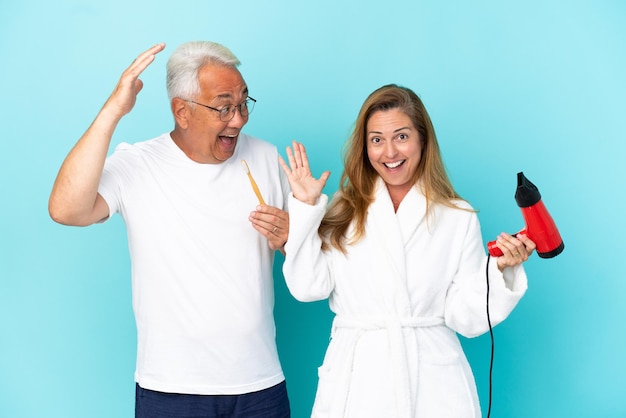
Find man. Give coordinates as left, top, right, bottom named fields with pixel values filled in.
left=49, top=41, right=291, bottom=417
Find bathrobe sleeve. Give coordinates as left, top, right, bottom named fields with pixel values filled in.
left=283, top=193, right=333, bottom=302
left=444, top=208, right=528, bottom=338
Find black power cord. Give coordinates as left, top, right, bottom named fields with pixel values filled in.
left=485, top=254, right=494, bottom=418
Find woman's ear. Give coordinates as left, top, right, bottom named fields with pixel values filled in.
left=171, top=98, right=190, bottom=129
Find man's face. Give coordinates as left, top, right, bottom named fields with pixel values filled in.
left=186, top=64, right=249, bottom=164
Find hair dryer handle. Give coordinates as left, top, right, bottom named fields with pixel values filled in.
left=487, top=240, right=503, bottom=257
left=487, top=227, right=527, bottom=257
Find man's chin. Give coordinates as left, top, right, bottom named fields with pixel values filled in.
left=216, top=146, right=237, bottom=163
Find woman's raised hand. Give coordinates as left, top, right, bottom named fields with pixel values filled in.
left=279, top=140, right=330, bottom=205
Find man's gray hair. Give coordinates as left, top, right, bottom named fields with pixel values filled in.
left=166, top=41, right=241, bottom=101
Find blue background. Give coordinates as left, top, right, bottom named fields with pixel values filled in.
left=1, top=0, right=625, bottom=417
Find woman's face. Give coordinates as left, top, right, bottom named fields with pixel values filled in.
left=366, top=108, right=423, bottom=196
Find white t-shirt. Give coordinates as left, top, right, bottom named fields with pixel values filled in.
left=98, top=132, right=290, bottom=395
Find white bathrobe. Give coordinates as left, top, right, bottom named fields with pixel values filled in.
left=283, top=179, right=528, bottom=418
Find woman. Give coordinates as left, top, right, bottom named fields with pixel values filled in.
left=279, top=84, right=535, bottom=418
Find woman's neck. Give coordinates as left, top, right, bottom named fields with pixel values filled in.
left=386, top=183, right=412, bottom=212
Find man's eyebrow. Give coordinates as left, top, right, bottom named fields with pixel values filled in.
left=214, top=87, right=249, bottom=101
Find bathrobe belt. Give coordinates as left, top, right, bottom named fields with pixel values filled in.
left=330, top=316, right=445, bottom=418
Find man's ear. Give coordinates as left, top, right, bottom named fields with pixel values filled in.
left=171, top=98, right=190, bottom=129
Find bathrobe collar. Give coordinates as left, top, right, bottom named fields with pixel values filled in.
left=366, top=178, right=428, bottom=316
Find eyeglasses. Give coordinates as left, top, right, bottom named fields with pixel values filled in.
left=185, top=97, right=256, bottom=122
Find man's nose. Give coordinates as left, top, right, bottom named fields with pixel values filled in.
left=228, top=106, right=247, bottom=128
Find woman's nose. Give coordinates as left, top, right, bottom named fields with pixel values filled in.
left=384, top=141, right=398, bottom=158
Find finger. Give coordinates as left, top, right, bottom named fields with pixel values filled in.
left=497, top=233, right=519, bottom=256
left=249, top=221, right=271, bottom=241
left=133, top=43, right=166, bottom=69
left=133, top=79, right=144, bottom=95
left=281, top=212, right=289, bottom=235
left=285, top=145, right=297, bottom=171
left=249, top=214, right=271, bottom=232
left=124, top=43, right=166, bottom=79
left=292, top=140, right=304, bottom=167
left=319, top=170, right=331, bottom=185
left=250, top=206, right=285, bottom=229
left=298, top=142, right=311, bottom=169
left=508, top=235, right=530, bottom=259
left=256, top=205, right=287, bottom=219
left=518, top=234, right=537, bottom=254
left=270, top=222, right=288, bottom=240
left=510, top=242, right=528, bottom=261
left=262, top=210, right=288, bottom=234
left=278, top=155, right=291, bottom=176
left=261, top=219, right=279, bottom=236
left=268, top=215, right=288, bottom=240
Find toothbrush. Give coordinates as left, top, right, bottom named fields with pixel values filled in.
left=241, top=160, right=266, bottom=205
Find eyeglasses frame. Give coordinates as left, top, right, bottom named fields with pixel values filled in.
left=184, top=97, right=256, bottom=122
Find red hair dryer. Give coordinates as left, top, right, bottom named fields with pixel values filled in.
left=487, top=172, right=564, bottom=259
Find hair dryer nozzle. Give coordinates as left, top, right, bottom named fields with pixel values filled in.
left=515, top=172, right=541, bottom=207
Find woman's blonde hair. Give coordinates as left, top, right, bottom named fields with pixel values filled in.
left=320, top=84, right=464, bottom=253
